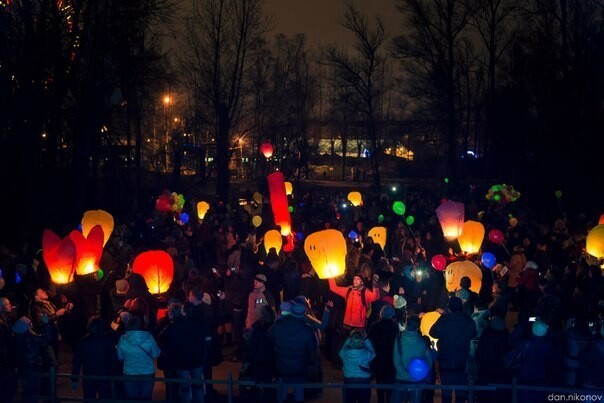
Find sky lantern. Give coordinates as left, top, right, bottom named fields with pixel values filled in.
left=132, top=251, right=174, bottom=294
left=457, top=220, right=485, bottom=254
left=69, top=225, right=104, bottom=276
left=420, top=311, right=441, bottom=343
left=197, top=201, right=210, bottom=220
left=264, top=229, right=283, bottom=254
left=81, top=209, right=114, bottom=246
left=304, top=229, right=347, bottom=279
left=347, top=191, right=363, bottom=207
left=42, top=229, right=76, bottom=285
left=444, top=261, right=482, bottom=293
left=586, top=225, right=604, bottom=259
left=284, top=181, right=293, bottom=196
left=267, top=172, right=292, bottom=236
left=368, top=226, right=387, bottom=251
left=599, top=214, right=604, bottom=225
left=260, top=142, right=274, bottom=159
left=436, top=200, right=465, bottom=240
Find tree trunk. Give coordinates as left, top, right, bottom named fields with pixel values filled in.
left=215, top=103, right=231, bottom=202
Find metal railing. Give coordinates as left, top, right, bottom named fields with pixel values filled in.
left=28, top=368, right=604, bottom=403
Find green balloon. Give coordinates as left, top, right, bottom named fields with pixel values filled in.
left=393, top=201, right=406, bottom=216
left=288, top=206, right=294, bottom=213
left=97, top=269, right=105, bottom=281
left=378, top=214, right=385, bottom=223
left=444, top=177, right=449, bottom=184
left=555, top=190, right=562, bottom=199
left=405, top=215, right=415, bottom=226
left=493, top=194, right=501, bottom=201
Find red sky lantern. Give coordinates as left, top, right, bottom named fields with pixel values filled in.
left=42, top=229, right=76, bottom=284
left=267, top=172, right=292, bottom=235
left=260, top=142, right=274, bottom=159
left=70, top=225, right=104, bottom=276
left=132, top=251, right=174, bottom=294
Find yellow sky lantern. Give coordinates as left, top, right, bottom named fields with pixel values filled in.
left=82, top=210, right=114, bottom=247
left=444, top=261, right=482, bottom=293
left=347, top=191, right=363, bottom=207
left=304, top=229, right=347, bottom=279
left=368, top=226, right=387, bottom=251
left=197, top=201, right=210, bottom=220
left=436, top=200, right=465, bottom=240
left=264, top=229, right=283, bottom=254
left=586, top=225, right=604, bottom=259
left=457, top=220, right=485, bottom=254
left=420, top=311, right=441, bottom=343
left=284, top=181, right=293, bottom=196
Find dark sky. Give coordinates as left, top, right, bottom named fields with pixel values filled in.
left=264, top=0, right=400, bottom=47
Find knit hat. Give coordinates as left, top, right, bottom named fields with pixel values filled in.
left=380, top=305, right=395, bottom=320
left=115, top=279, right=130, bottom=295
left=280, top=301, right=293, bottom=316
left=291, top=303, right=306, bottom=318
left=11, top=316, right=32, bottom=334
left=532, top=319, right=548, bottom=337
left=490, top=316, right=506, bottom=331
left=254, top=274, right=267, bottom=284
left=393, top=294, right=407, bottom=309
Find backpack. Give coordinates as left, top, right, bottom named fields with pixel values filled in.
left=346, top=287, right=371, bottom=317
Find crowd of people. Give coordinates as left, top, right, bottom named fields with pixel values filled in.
left=0, top=185, right=603, bottom=403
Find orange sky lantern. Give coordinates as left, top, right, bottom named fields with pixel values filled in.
left=267, top=172, right=292, bottom=236
left=284, top=181, right=293, bottom=196
left=264, top=229, right=283, bottom=254
left=444, top=261, right=482, bottom=293
left=304, top=229, right=347, bottom=279
left=70, top=225, right=104, bottom=276
left=42, top=229, right=76, bottom=285
left=457, top=220, right=485, bottom=254
left=132, top=251, right=174, bottom=294
left=197, top=201, right=210, bottom=220
left=586, top=224, right=604, bottom=259
left=347, top=191, right=363, bottom=207
left=81, top=209, right=114, bottom=246
left=368, top=226, right=387, bottom=251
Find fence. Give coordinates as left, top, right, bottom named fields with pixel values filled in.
left=29, top=368, right=604, bottom=403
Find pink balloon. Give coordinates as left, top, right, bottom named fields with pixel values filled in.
left=488, top=229, right=504, bottom=245
left=431, top=254, right=447, bottom=271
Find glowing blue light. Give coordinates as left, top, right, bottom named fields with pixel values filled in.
left=180, top=212, right=190, bottom=224
left=348, top=231, right=358, bottom=240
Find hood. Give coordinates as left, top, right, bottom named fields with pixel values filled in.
left=401, top=330, right=426, bottom=346
left=124, top=330, right=151, bottom=345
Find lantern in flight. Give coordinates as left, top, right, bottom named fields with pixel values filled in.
left=197, top=201, right=210, bottom=220
left=42, top=229, right=76, bottom=285
left=70, top=225, right=104, bottom=276
left=368, top=226, right=387, bottom=252
left=586, top=225, right=604, bottom=259
left=260, top=142, right=274, bottom=159
left=457, top=221, right=485, bottom=254
left=304, top=229, right=347, bottom=279
left=436, top=200, right=465, bottom=240
left=132, top=251, right=174, bottom=294
left=264, top=229, right=283, bottom=254
left=284, top=182, right=293, bottom=196
left=267, top=172, right=292, bottom=236
left=82, top=210, right=114, bottom=247
left=347, top=191, right=363, bottom=207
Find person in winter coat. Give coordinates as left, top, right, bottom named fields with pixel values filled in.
left=125, top=273, right=159, bottom=331
left=367, top=305, right=399, bottom=403
left=0, top=297, right=17, bottom=403
left=579, top=322, right=604, bottom=389
left=429, top=296, right=476, bottom=403
left=475, top=316, right=510, bottom=403
left=269, top=303, right=316, bottom=403
left=71, top=317, right=119, bottom=400
left=116, top=316, right=161, bottom=400
left=391, top=315, right=433, bottom=403
left=245, top=274, right=275, bottom=328
left=339, top=329, right=376, bottom=403
left=563, top=318, right=593, bottom=387
left=328, top=272, right=380, bottom=330
left=243, top=305, right=276, bottom=400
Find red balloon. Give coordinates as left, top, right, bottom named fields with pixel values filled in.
left=431, top=254, right=447, bottom=271
left=155, top=195, right=172, bottom=212
left=489, top=229, right=504, bottom=245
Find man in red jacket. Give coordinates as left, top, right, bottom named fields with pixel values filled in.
left=328, top=272, right=380, bottom=330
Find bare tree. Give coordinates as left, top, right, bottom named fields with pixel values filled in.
left=322, top=1, right=389, bottom=191
left=180, top=0, right=270, bottom=201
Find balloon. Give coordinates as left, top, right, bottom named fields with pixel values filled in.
left=288, top=206, right=294, bottom=213
left=405, top=216, right=415, bottom=226
left=304, top=229, right=347, bottom=279
left=252, top=215, right=262, bottom=227
left=444, top=177, right=449, bottom=184
left=431, top=254, right=447, bottom=271
left=393, top=201, right=406, bottom=216
left=488, top=229, right=504, bottom=245
left=481, top=252, right=496, bottom=269
left=96, top=269, right=105, bottom=280
left=378, top=214, right=384, bottom=223
left=253, top=192, right=263, bottom=204
left=180, top=212, right=190, bottom=224
left=156, top=195, right=172, bottom=212
left=348, top=230, right=358, bottom=240
left=555, top=190, right=563, bottom=199
left=296, top=232, right=304, bottom=241
left=408, top=358, right=429, bottom=382
left=509, top=217, right=519, bottom=228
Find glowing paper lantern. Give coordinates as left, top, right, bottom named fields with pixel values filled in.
left=392, top=201, right=406, bottom=216
left=488, top=229, right=504, bottom=245
left=368, top=226, right=387, bottom=251
left=267, top=172, right=292, bottom=236
left=197, top=201, right=210, bottom=220
left=260, top=142, right=274, bottom=159
left=42, top=229, right=76, bottom=285
left=69, top=225, right=104, bottom=276
left=284, top=182, right=293, bottom=196
left=586, top=225, right=604, bottom=259
left=81, top=210, right=114, bottom=246
left=436, top=200, right=465, bottom=240
left=252, top=215, right=262, bottom=227
left=420, top=311, right=441, bottom=343
left=132, top=251, right=174, bottom=294
left=457, top=221, right=485, bottom=254
left=444, top=261, right=482, bottom=293
left=304, top=229, right=347, bottom=279
left=408, top=358, right=429, bottom=381
left=481, top=252, right=496, bottom=269
left=264, top=229, right=283, bottom=254
left=347, top=191, right=363, bottom=207
left=598, top=214, right=604, bottom=225
left=431, top=255, right=447, bottom=271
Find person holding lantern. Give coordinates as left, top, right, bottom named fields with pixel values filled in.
left=328, top=272, right=380, bottom=332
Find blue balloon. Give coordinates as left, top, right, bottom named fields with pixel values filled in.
left=297, top=232, right=304, bottom=241
left=408, top=358, right=429, bottom=381
left=15, top=273, right=22, bottom=284
left=78, top=223, right=83, bottom=232
left=180, top=212, right=190, bottom=224
left=348, top=231, right=358, bottom=240
left=481, top=252, right=496, bottom=269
